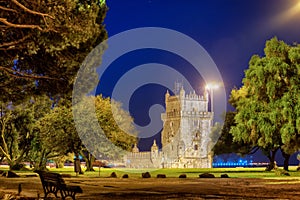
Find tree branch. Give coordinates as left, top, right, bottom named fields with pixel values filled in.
left=0, top=118, right=11, bottom=162
left=0, top=5, right=18, bottom=13
left=15, top=147, right=28, bottom=163
left=0, top=18, right=43, bottom=31
left=0, top=66, right=59, bottom=80
left=47, top=154, right=62, bottom=159
left=0, top=34, right=31, bottom=48
left=0, top=146, right=11, bottom=162
left=11, top=0, right=54, bottom=19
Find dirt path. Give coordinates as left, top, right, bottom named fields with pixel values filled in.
left=1, top=176, right=300, bottom=199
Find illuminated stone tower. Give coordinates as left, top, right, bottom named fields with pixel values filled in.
left=161, top=83, right=213, bottom=168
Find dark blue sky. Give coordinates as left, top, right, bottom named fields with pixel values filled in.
left=97, top=0, right=300, bottom=164
left=104, top=0, right=300, bottom=92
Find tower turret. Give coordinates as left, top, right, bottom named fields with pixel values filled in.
left=151, top=140, right=158, bottom=153
left=179, top=86, right=185, bottom=98
left=151, top=140, right=159, bottom=159
left=132, top=143, right=139, bottom=153
left=165, top=90, right=170, bottom=104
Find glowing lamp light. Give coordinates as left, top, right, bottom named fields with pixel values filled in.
left=205, top=83, right=219, bottom=90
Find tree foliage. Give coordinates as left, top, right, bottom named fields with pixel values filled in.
left=213, top=112, right=256, bottom=156
left=33, top=100, right=81, bottom=169
left=74, top=95, right=138, bottom=161
left=0, top=0, right=107, bottom=102
left=34, top=96, right=138, bottom=170
left=230, top=37, right=300, bottom=170
left=0, top=96, right=52, bottom=169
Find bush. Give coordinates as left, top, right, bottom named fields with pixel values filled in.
left=110, top=172, right=117, bottom=178
left=122, top=174, right=129, bottom=178
left=220, top=174, right=229, bottom=178
left=179, top=174, right=186, bottom=178
left=199, top=173, right=215, bottom=178
left=142, top=172, right=151, bottom=178
left=157, top=174, right=166, bottom=178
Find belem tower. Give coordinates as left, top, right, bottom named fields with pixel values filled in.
left=125, top=84, right=213, bottom=168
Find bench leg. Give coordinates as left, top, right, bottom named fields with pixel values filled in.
left=60, top=190, right=77, bottom=200
left=43, top=185, right=59, bottom=199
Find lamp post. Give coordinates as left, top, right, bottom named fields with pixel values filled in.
left=205, top=83, right=219, bottom=113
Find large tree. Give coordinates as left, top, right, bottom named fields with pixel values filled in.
left=0, top=0, right=107, bottom=102
left=212, top=111, right=257, bottom=156
left=230, top=37, right=300, bottom=170
left=35, top=96, right=138, bottom=171
left=33, top=100, right=82, bottom=170
left=74, top=95, right=138, bottom=171
left=0, top=96, right=52, bottom=169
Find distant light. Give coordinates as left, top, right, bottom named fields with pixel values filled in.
left=205, top=83, right=219, bottom=90
left=273, top=1, right=300, bottom=27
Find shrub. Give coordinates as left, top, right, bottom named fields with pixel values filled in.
left=157, top=174, right=166, bottom=178
left=179, top=174, right=186, bottom=178
left=221, top=174, right=229, bottom=178
left=142, top=172, right=151, bottom=178
left=199, top=173, right=215, bottom=178
left=110, top=172, right=117, bottom=178
left=122, top=174, right=129, bottom=178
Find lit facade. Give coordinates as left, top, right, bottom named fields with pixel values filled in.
left=125, top=84, right=213, bottom=168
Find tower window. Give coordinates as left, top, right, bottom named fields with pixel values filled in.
left=194, top=145, right=198, bottom=150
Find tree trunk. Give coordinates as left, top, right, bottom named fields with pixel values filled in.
left=34, top=150, right=48, bottom=171
left=81, top=151, right=95, bottom=171
left=9, top=148, right=29, bottom=170
left=10, top=163, right=25, bottom=170
left=266, top=149, right=278, bottom=171
left=281, top=151, right=290, bottom=171
left=54, top=156, right=65, bottom=168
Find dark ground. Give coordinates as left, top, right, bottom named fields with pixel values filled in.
left=0, top=176, right=300, bottom=199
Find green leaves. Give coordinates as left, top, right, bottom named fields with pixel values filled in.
left=0, top=96, right=52, bottom=168
left=0, top=0, right=107, bottom=102
left=230, top=37, right=300, bottom=157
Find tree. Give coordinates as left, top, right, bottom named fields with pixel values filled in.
left=0, top=0, right=107, bottom=102
left=74, top=95, right=138, bottom=171
left=95, top=96, right=138, bottom=151
left=35, top=96, right=138, bottom=171
left=0, top=96, right=52, bottom=169
left=230, top=37, right=300, bottom=170
left=213, top=111, right=257, bottom=156
left=34, top=100, right=82, bottom=170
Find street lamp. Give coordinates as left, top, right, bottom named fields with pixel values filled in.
left=205, top=83, right=219, bottom=113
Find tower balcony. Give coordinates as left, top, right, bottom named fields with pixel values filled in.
left=181, top=111, right=213, bottom=118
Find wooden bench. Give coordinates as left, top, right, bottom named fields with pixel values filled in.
left=35, top=170, right=82, bottom=200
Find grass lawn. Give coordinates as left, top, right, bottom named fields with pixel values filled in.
left=1, top=165, right=300, bottom=179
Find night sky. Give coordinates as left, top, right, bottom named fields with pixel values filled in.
left=96, top=0, right=300, bottom=164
